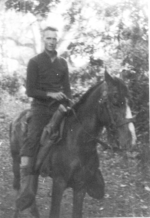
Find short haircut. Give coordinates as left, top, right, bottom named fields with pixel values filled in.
left=43, top=26, right=58, bottom=33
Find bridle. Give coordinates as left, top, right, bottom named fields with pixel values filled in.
left=70, top=107, right=111, bottom=150
left=98, top=95, right=135, bottom=130
left=49, top=94, right=134, bottom=150
left=69, top=92, right=135, bottom=150
left=98, top=92, right=136, bottom=148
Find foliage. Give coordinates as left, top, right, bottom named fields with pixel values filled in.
left=0, top=0, right=149, bottom=156
left=5, top=0, right=60, bottom=17
left=70, top=58, right=104, bottom=99
left=0, top=73, right=21, bottom=95
left=127, top=72, right=149, bottom=135
left=0, top=67, right=28, bottom=102
left=64, top=0, right=148, bottom=70
left=0, top=2, right=149, bottom=215
left=65, top=0, right=149, bottom=149
left=125, top=70, right=149, bottom=165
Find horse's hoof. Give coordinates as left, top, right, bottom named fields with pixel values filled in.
left=16, top=192, right=35, bottom=211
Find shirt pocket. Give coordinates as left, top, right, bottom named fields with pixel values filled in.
left=52, top=67, right=65, bottom=81
left=38, top=66, right=49, bottom=80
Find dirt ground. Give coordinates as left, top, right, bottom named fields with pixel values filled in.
left=0, top=111, right=150, bottom=218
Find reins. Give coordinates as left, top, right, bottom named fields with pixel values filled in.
left=69, top=92, right=134, bottom=151
left=48, top=94, right=133, bottom=151
left=70, top=103, right=111, bottom=150
left=102, top=98, right=135, bottom=129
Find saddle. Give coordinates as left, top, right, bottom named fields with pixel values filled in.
left=21, top=105, right=66, bottom=141
left=20, top=110, right=32, bottom=134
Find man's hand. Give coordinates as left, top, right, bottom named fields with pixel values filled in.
left=47, top=91, right=67, bottom=101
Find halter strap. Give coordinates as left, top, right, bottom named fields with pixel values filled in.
left=70, top=107, right=111, bottom=150
left=98, top=91, right=135, bottom=129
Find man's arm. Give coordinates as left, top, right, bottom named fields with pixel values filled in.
left=26, top=57, right=71, bottom=101
left=26, top=59, right=49, bottom=99
left=26, top=59, right=65, bottom=101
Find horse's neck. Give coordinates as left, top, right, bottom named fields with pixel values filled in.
left=74, top=96, right=100, bottom=134
left=64, top=89, right=104, bottom=153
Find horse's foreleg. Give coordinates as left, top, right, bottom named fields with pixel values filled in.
left=72, top=188, right=86, bottom=218
left=30, top=200, right=40, bottom=218
left=49, top=177, right=66, bottom=218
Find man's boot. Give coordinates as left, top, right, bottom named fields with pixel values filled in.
left=16, top=157, right=35, bottom=211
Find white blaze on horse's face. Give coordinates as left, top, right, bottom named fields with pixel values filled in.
left=125, top=98, right=137, bottom=146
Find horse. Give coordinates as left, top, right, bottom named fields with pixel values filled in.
left=9, top=71, right=136, bottom=218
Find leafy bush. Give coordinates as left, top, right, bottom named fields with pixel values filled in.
left=0, top=73, right=22, bottom=95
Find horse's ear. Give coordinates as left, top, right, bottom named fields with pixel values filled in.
left=104, top=69, right=114, bottom=86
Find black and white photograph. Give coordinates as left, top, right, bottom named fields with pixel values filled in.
left=0, top=0, right=149, bottom=217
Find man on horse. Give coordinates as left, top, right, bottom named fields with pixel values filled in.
left=20, top=26, right=72, bottom=192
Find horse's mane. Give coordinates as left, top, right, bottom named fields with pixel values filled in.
left=70, top=76, right=128, bottom=115
left=72, top=81, right=103, bottom=112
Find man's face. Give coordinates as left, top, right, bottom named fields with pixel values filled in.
left=43, top=30, right=58, bottom=52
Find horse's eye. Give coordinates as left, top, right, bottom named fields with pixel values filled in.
left=112, top=95, right=125, bottom=108
left=112, top=93, right=119, bottom=105
left=113, top=93, right=119, bottom=100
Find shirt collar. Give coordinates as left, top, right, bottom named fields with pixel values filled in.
left=44, top=50, right=57, bottom=59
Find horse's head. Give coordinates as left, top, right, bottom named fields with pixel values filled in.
left=99, top=71, right=137, bottom=150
